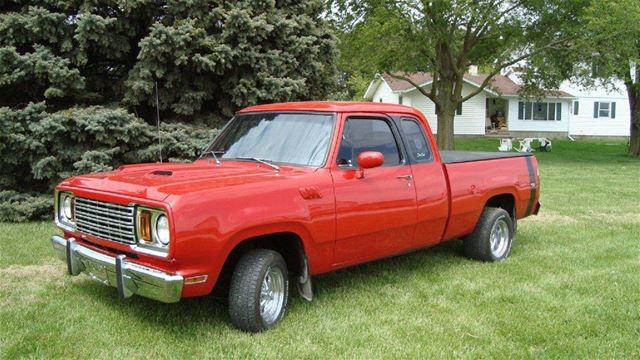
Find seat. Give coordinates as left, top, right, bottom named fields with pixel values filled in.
left=498, top=138, right=513, bottom=152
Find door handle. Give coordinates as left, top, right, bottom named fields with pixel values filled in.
left=397, top=175, right=413, bottom=180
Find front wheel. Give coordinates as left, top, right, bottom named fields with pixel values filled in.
left=228, top=249, right=289, bottom=332
left=464, top=207, right=514, bottom=261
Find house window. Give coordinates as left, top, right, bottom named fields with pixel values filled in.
left=594, top=102, right=616, bottom=118
left=533, top=103, right=548, bottom=120
left=456, top=103, right=462, bottom=115
left=518, top=101, right=562, bottom=121
left=573, top=101, right=579, bottom=115
left=398, top=95, right=403, bottom=105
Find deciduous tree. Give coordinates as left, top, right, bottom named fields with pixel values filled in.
left=524, top=0, right=640, bottom=156
left=330, top=0, right=586, bottom=150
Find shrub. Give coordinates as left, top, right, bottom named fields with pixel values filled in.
left=0, top=104, right=220, bottom=222
left=0, top=191, right=52, bottom=222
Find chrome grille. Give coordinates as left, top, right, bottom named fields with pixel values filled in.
left=75, top=197, right=136, bottom=244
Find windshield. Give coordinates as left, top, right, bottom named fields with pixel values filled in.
left=205, top=112, right=335, bottom=167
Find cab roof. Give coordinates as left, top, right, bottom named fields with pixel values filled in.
left=238, top=101, right=421, bottom=115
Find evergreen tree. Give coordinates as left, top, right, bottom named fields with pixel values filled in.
left=0, top=0, right=337, bottom=119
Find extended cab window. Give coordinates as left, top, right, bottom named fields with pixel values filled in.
left=400, top=118, right=432, bottom=163
left=337, top=118, right=402, bottom=167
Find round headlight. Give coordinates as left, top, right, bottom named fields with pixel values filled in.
left=62, top=195, right=73, bottom=221
left=155, top=215, right=170, bottom=246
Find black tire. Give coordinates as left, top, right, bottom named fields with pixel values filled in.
left=228, top=249, right=289, bottom=332
left=464, top=207, right=514, bottom=261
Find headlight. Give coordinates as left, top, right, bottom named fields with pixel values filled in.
left=62, top=196, right=73, bottom=220
left=135, top=207, right=170, bottom=257
left=155, top=215, right=170, bottom=245
left=57, top=192, right=75, bottom=229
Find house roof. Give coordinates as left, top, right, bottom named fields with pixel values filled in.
left=366, top=72, right=574, bottom=99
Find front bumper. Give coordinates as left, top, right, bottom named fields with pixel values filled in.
left=51, top=235, right=183, bottom=303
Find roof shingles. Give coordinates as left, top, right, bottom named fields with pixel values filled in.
left=380, top=72, right=573, bottom=98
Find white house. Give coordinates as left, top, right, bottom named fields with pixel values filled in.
left=560, top=80, right=630, bottom=137
left=364, top=71, right=630, bottom=138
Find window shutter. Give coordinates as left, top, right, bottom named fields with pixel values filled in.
left=593, top=102, right=599, bottom=118
left=556, top=103, right=561, bottom=120
left=574, top=101, right=579, bottom=115
left=456, top=102, right=462, bottom=115
left=518, top=102, right=524, bottom=120
left=611, top=102, right=616, bottom=118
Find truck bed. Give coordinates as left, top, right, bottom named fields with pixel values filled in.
left=440, top=152, right=538, bottom=241
left=440, top=151, right=532, bottom=164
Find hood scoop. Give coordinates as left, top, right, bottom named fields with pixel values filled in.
left=150, top=170, right=173, bottom=176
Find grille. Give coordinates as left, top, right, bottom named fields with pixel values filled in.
left=75, top=197, right=136, bottom=244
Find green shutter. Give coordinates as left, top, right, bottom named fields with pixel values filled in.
left=556, top=102, right=561, bottom=120
left=611, top=102, right=616, bottom=118
left=456, top=103, right=462, bottom=115
left=518, top=102, right=524, bottom=119
left=593, top=102, right=599, bottom=118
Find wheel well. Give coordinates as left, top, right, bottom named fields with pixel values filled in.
left=213, top=232, right=305, bottom=296
left=485, top=194, right=516, bottom=220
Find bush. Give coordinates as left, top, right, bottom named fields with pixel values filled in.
left=0, top=191, right=52, bottom=222
left=0, top=104, right=220, bottom=222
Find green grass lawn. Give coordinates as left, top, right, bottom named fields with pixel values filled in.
left=1, top=139, right=639, bottom=359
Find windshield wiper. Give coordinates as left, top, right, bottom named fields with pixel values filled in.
left=199, top=150, right=224, bottom=166
left=235, top=157, right=280, bottom=172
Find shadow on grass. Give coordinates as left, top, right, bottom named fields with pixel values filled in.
left=72, top=239, right=470, bottom=334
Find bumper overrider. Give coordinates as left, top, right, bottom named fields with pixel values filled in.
left=51, top=235, right=183, bottom=303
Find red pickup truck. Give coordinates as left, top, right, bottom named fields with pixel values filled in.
left=51, top=102, right=540, bottom=332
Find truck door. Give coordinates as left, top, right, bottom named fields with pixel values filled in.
left=331, top=114, right=418, bottom=266
left=395, top=116, right=449, bottom=247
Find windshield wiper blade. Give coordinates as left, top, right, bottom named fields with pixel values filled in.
left=199, top=150, right=224, bottom=166
left=236, top=157, right=280, bottom=172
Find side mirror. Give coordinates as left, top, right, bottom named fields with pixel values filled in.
left=355, top=151, right=384, bottom=178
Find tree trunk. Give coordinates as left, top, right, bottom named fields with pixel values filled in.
left=626, top=83, right=640, bottom=156
left=434, top=69, right=458, bottom=151
left=436, top=110, right=456, bottom=150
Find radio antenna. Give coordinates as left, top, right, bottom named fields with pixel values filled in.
left=155, top=81, right=162, bottom=163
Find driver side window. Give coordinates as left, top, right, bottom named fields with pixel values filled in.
left=337, top=118, right=402, bottom=167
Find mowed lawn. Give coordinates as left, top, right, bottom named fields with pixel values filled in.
left=1, top=139, right=638, bottom=359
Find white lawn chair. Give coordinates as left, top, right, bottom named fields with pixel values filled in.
left=516, top=138, right=534, bottom=152
left=498, top=138, right=513, bottom=152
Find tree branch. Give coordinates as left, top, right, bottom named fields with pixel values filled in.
left=460, top=38, right=570, bottom=103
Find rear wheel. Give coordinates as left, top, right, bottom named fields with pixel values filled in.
left=228, top=249, right=289, bottom=332
left=464, top=207, right=514, bottom=261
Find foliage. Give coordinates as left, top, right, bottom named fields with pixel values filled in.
left=0, top=191, right=52, bottom=222
left=524, top=0, right=640, bottom=156
left=0, top=1, right=338, bottom=119
left=329, top=0, right=588, bottom=149
left=0, top=104, right=219, bottom=221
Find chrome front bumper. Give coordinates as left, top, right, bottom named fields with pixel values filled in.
left=51, top=235, right=183, bottom=303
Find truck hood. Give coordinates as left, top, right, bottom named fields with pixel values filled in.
left=64, top=160, right=312, bottom=201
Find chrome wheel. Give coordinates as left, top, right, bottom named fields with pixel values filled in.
left=489, top=216, right=510, bottom=258
left=259, top=265, right=285, bottom=324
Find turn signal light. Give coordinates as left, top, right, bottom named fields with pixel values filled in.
left=139, top=210, right=152, bottom=241
left=184, top=275, right=208, bottom=285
